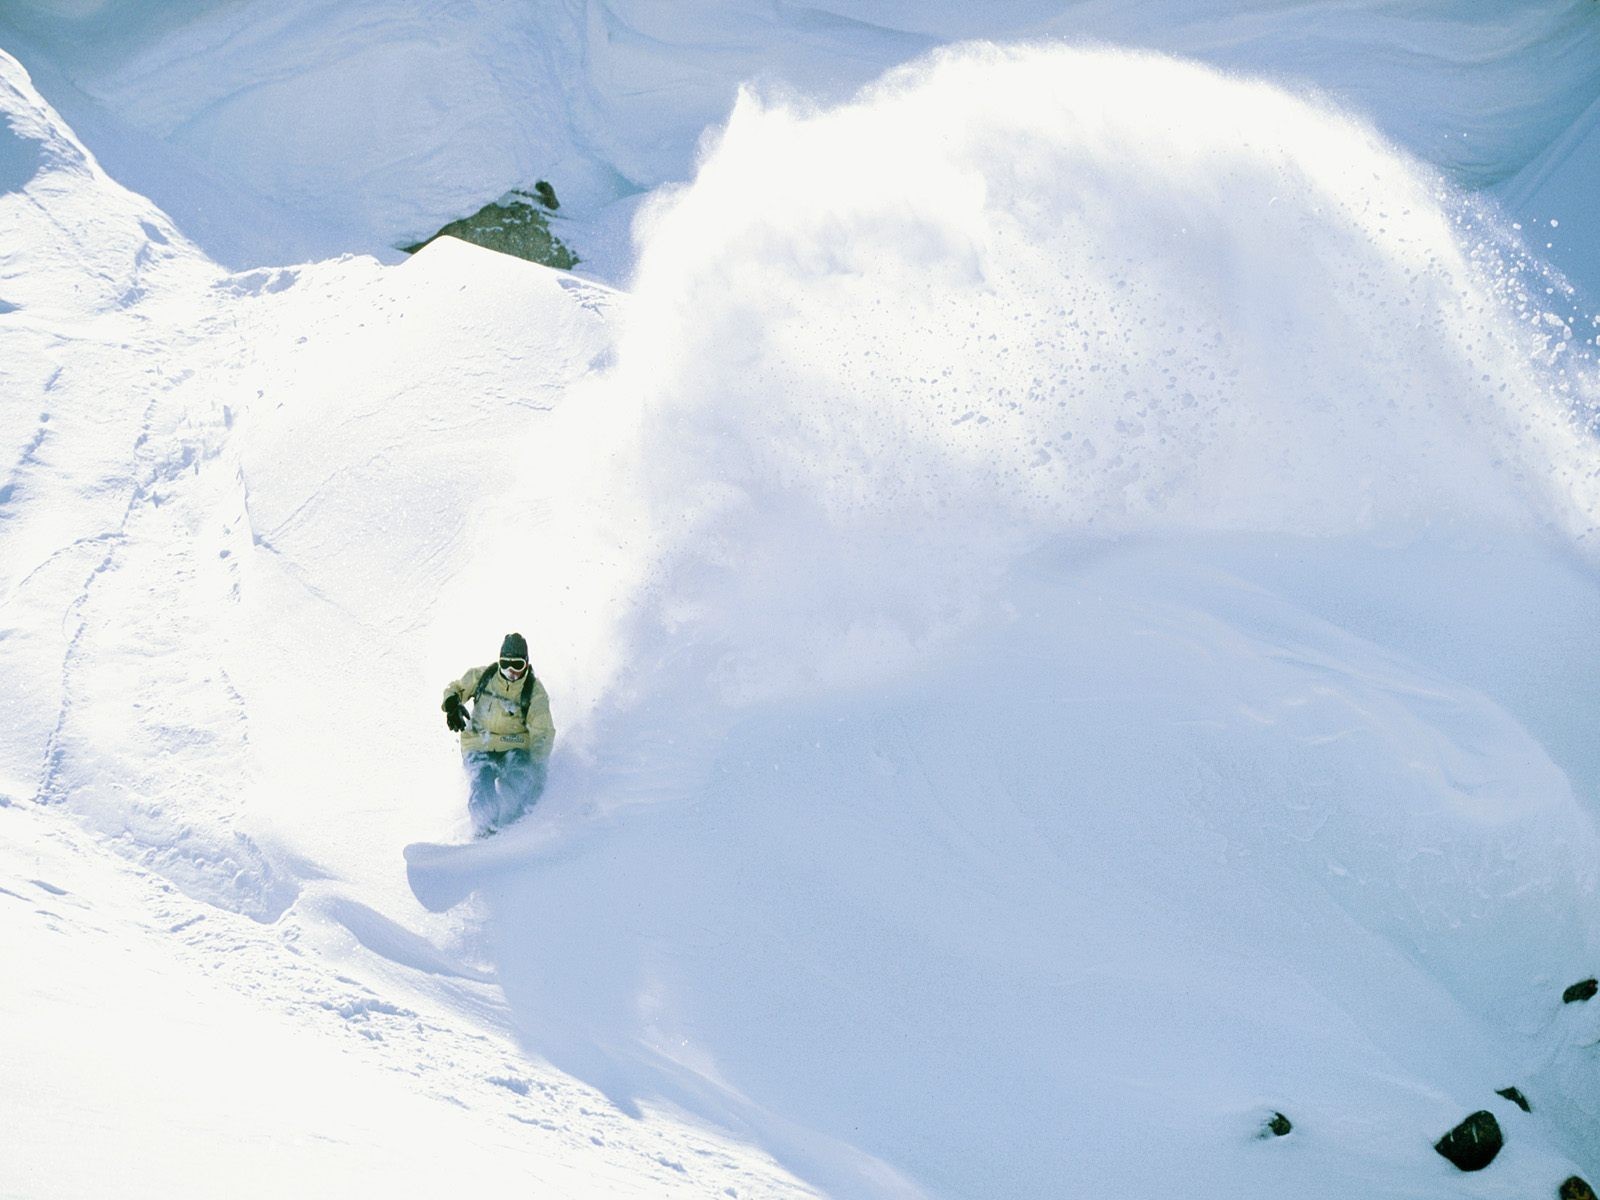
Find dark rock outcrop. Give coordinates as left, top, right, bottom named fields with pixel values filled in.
left=1262, top=1112, right=1292, bottom=1137
left=1563, top=978, right=1598, bottom=1004
left=402, top=189, right=578, bottom=269
left=1433, top=1110, right=1502, bottom=1172
left=1561, top=1177, right=1596, bottom=1200
left=1495, top=1086, right=1531, bottom=1112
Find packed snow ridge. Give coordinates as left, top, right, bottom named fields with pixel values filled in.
left=4, top=4, right=1600, bottom=1199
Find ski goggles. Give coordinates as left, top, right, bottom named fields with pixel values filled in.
left=499, top=657, right=528, bottom=672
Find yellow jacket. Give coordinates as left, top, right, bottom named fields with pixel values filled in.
left=442, top=665, right=555, bottom=758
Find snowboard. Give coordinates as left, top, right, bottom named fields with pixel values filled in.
left=404, top=834, right=528, bottom=911
left=404, top=806, right=586, bottom=911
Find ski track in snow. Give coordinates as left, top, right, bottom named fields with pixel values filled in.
left=27, top=297, right=295, bottom=922
left=0, top=801, right=818, bottom=1198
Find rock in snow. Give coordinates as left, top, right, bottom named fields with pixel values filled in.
left=1496, top=1086, right=1533, bottom=1113
left=1562, top=978, right=1598, bottom=1004
left=1434, top=1111, right=1504, bottom=1172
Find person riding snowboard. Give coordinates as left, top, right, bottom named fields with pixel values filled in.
left=441, top=632, right=554, bottom=835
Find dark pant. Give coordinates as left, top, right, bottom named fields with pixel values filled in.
left=464, top=749, right=546, bottom=834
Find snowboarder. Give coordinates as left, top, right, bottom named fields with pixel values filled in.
left=441, top=632, right=554, bottom=835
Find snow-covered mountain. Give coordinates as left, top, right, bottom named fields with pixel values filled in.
left=3, top=3, right=1600, bottom=1198
left=2, top=0, right=1598, bottom=272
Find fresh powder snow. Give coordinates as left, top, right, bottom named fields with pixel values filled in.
left=2, top=4, right=1599, bottom=1199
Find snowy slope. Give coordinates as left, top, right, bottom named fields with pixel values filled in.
left=450, top=539, right=1600, bottom=1198
left=403, top=46, right=1600, bottom=1196
left=1, top=50, right=816, bottom=1198
left=1, top=0, right=1596, bottom=269
left=5, top=10, right=1600, bottom=1200
left=2, top=800, right=816, bottom=1200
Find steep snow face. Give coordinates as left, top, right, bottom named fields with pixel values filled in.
left=421, top=44, right=1600, bottom=1197
left=1, top=0, right=1595, bottom=268
left=0, top=49, right=201, bottom=311
left=0, top=49, right=222, bottom=836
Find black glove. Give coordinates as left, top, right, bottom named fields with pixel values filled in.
left=443, top=694, right=467, bottom=733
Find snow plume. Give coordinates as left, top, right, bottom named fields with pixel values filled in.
left=455, top=49, right=1600, bottom=1195
left=533, top=43, right=1599, bottom=718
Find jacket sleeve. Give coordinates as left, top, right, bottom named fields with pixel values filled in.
left=526, top=680, right=555, bottom=761
left=442, top=666, right=484, bottom=711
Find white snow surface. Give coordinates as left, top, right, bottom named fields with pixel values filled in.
left=0, top=0, right=1597, bottom=269
left=4, top=9, right=1600, bottom=1200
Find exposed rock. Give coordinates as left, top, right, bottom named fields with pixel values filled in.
left=1433, top=1110, right=1502, bottom=1172
left=1561, top=1177, right=1596, bottom=1200
left=402, top=190, right=577, bottom=268
left=1495, top=1086, right=1531, bottom=1112
left=1263, top=1111, right=1292, bottom=1137
left=1563, top=978, right=1598, bottom=1003
left=531, top=180, right=560, bottom=210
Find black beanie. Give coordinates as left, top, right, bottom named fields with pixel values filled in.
left=500, top=631, right=529, bottom=660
